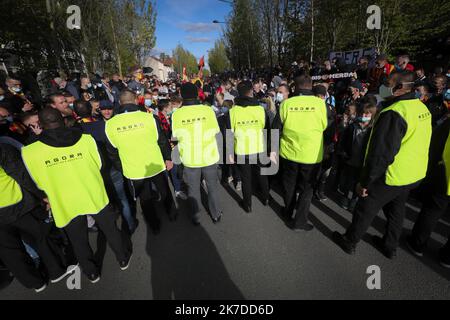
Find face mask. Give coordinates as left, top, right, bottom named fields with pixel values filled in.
left=11, top=87, right=22, bottom=93
left=395, top=64, right=402, bottom=71
left=359, top=116, right=372, bottom=123
left=221, top=107, right=229, bottom=114
left=444, top=89, right=450, bottom=101
left=87, top=83, right=92, bottom=88
left=69, top=103, right=74, bottom=110
left=144, top=99, right=152, bottom=107
left=415, top=91, right=422, bottom=100
left=276, top=93, right=284, bottom=103
left=1, top=116, right=13, bottom=123
left=0, top=95, right=4, bottom=101
left=97, top=83, right=103, bottom=88
left=379, top=85, right=393, bottom=99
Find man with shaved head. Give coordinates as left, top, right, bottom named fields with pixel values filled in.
left=105, top=89, right=174, bottom=235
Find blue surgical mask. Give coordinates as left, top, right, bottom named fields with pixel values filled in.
left=11, top=87, right=22, bottom=93
left=221, top=107, right=229, bottom=114
left=0, top=95, right=4, bottom=101
left=276, top=93, right=284, bottom=103
left=4, top=116, right=13, bottom=123
left=97, top=83, right=103, bottom=88
left=144, top=99, right=152, bottom=107
left=87, top=83, right=92, bottom=88
left=415, top=91, right=422, bottom=100
left=69, top=103, right=74, bottom=110
left=444, top=89, right=450, bottom=101
left=359, top=116, right=372, bottom=123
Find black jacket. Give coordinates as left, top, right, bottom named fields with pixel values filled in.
left=422, top=117, right=450, bottom=194
left=338, top=122, right=371, bottom=168
left=106, top=104, right=171, bottom=173
left=359, top=92, right=419, bottom=188
left=0, top=143, right=46, bottom=225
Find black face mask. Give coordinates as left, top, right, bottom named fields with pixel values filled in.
left=0, top=123, right=9, bottom=135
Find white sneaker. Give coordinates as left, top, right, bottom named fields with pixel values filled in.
left=88, top=274, right=101, bottom=284
left=34, top=284, right=47, bottom=293
left=175, top=191, right=188, bottom=200
left=227, top=176, right=234, bottom=184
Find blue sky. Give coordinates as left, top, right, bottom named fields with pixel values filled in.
left=153, top=0, right=232, bottom=68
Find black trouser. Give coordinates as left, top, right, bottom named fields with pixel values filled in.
left=131, top=172, right=174, bottom=228
left=64, top=204, right=131, bottom=277
left=339, top=163, right=362, bottom=199
left=0, top=209, right=65, bottom=289
left=411, top=191, right=450, bottom=252
left=345, top=179, right=415, bottom=251
left=282, top=158, right=320, bottom=227
left=236, top=163, right=269, bottom=208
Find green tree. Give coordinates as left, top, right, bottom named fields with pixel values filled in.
left=172, top=44, right=198, bottom=75
left=224, top=0, right=264, bottom=70
left=208, top=40, right=230, bottom=74
left=0, top=0, right=157, bottom=76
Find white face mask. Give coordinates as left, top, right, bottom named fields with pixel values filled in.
left=276, top=93, right=284, bottom=103
left=0, top=95, right=4, bottom=101
left=379, top=85, right=393, bottom=99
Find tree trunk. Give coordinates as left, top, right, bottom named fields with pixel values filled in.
left=109, top=3, right=123, bottom=77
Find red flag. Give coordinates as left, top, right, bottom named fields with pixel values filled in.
left=198, top=56, right=205, bottom=69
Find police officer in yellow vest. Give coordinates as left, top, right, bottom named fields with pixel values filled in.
left=333, top=72, right=432, bottom=259
left=172, top=83, right=222, bottom=225
left=272, top=74, right=329, bottom=232
left=0, top=143, right=68, bottom=292
left=406, top=116, right=450, bottom=268
left=22, top=108, right=132, bottom=283
left=106, top=90, right=174, bottom=235
left=225, top=80, right=270, bottom=213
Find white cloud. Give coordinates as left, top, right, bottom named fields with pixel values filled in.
left=186, top=36, right=211, bottom=43
left=179, top=22, right=220, bottom=33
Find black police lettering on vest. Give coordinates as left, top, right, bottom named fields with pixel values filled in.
left=181, top=117, right=207, bottom=125
left=44, top=153, right=83, bottom=167
left=418, top=111, right=431, bottom=121
left=289, top=106, right=317, bottom=112
left=116, top=123, right=145, bottom=132
left=236, top=120, right=261, bottom=126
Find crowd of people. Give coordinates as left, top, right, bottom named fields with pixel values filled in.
left=1, top=54, right=450, bottom=293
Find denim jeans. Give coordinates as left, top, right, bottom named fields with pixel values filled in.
left=170, top=164, right=182, bottom=192
left=110, top=168, right=135, bottom=231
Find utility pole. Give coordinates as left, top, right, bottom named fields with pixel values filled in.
left=310, top=0, right=314, bottom=63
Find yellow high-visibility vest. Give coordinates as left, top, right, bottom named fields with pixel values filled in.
left=22, top=134, right=109, bottom=228
left=172, top=105, right=220, bottom=168
left=105, top=111, right=166, bottom=180
left=229, top=105, right=266, bottom=156
left=279, top=95, right=328, bottom=164
left=0, top=165, right=23, bottom=209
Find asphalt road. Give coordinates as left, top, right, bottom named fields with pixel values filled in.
left=1, top=179, right=449, bottom=300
